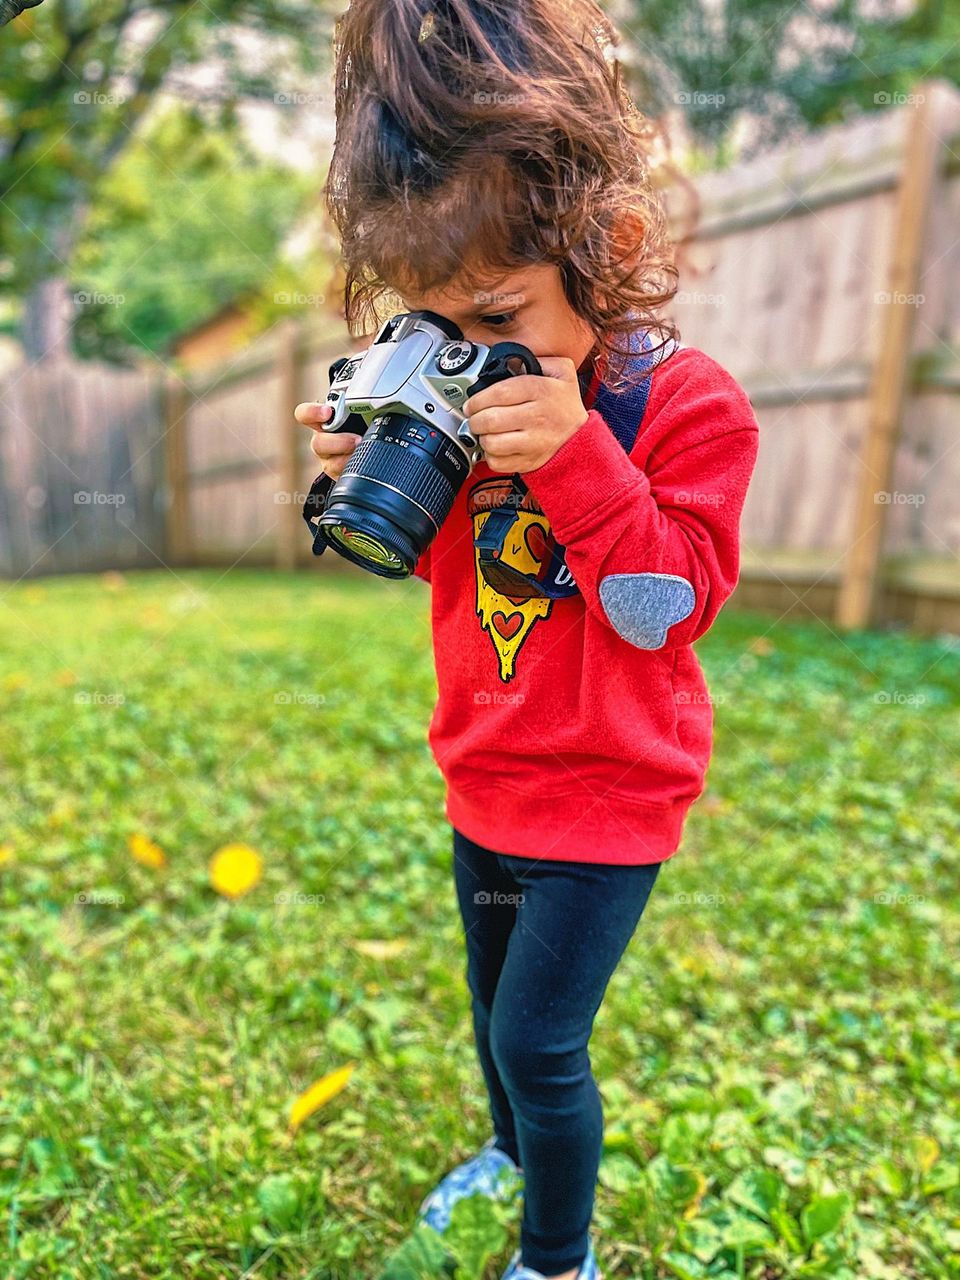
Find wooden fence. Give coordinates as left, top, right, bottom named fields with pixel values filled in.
left=1, top=80, right=958, bottom=634
left=161, top=317, right=349, bottom=573
left=0, top=355, right=165, bottom=576
left=669, top=79, right=960, bottom=632
left=0, top=318, right=344, bottom=579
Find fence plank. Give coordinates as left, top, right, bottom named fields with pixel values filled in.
left=275, top=319, right=304, bottom=571
left=163, top=374, right=192, bottom=566
left=836, top=83, right=947, bottom=629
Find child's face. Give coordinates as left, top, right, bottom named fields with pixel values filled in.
left=392, top=262, right=598, bottom=370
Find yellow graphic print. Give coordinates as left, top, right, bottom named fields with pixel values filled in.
left=468, top=477, right=556, bottom=683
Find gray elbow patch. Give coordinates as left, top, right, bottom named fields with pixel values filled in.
left=599, top=573, right=696, bottom=649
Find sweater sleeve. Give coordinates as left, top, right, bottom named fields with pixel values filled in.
left=520, top=355, right=759, bottom=651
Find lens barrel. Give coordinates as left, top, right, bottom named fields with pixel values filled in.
left=316, top=412, right=471, bottom=577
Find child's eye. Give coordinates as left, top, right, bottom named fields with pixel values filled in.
left=481, top=313, right=517, bottom=329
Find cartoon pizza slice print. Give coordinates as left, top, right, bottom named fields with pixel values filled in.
left=467, top=477, right=556, bottom=683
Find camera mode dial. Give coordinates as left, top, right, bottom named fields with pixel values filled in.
left=436, top=340, right=476, bottom=375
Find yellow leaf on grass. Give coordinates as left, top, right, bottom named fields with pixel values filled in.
left=352, top=938, right=409, bottom=960
left=48, top=800, right=77, bottom=829
left=913, top=1135, right=940, bottom=1174
left=0, top=845, right=14, bottom=866
left=209, top=843, right=263, bottom=899
left=290, top=1063, right=356, bottom=1131
left=683, top=1168, right=709, bottom=1219
left=129, top=833, right=166, bottom=869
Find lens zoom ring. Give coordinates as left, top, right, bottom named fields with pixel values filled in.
left=343, top=438, right=458, bottom=525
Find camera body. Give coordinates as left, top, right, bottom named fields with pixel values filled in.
left=302, top=310, right=541, bottom=578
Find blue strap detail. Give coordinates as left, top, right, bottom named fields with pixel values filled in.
left=592, top=327, right=658, bottom=453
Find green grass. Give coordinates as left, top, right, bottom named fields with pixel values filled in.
left=0, top=569, right=957, bottom=1280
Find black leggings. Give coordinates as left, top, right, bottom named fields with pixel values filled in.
left=452, top=828, right=661, bottom=1275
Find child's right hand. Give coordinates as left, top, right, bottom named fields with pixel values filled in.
left=294, top=401, right=362, bottom=482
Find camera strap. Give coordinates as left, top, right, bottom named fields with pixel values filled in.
left=474, top=327, right=671, bottom=601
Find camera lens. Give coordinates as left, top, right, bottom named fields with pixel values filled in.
left=316, top=412, right=471, bottom=577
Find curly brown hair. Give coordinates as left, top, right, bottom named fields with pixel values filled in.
left=324, top=0, right=681, bottom=390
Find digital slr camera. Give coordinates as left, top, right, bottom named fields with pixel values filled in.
left=302, top=310, right=541, bottom=578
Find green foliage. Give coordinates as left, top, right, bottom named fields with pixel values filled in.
left=380, top=1185, right=518, bottom=1280
left=616, top=0, right=960, bottom=158
left=0, top=0, right=336, bottom=356
left=71, top=105, right=313, bottom=360
left=381, top=1225, right=454, bottom=1280
left=0, top=570, right=957, bottom=1278
left=257, top=1173, right=304, bottom=1232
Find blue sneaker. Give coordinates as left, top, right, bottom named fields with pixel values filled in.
left=416, top=1136, right=523, bottom=1233
left=500, top=1234, right=601, bottom=1279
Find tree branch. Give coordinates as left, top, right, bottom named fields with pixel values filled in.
left=0, top=0, right=44, bottom=28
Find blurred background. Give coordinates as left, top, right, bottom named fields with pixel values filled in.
left=2, top=0, right=960, bottom=629
left=0, top=4, right=958, bottom=1279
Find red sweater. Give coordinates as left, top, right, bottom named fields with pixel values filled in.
left=413, top=344, right=759, bottom=865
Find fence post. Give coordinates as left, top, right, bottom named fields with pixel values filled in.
left=0, top=369, right=32, bottom=578
left=835, top=83, right=945, bottom=630
left=276, top=318, right=304, bottom=571
left=163, top=373, right=192, bottom=566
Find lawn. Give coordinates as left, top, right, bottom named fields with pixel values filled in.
left=0, top=569, right=957, bottom=1280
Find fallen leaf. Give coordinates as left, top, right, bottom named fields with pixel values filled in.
left=129, top=833, right=166, bottom=869
left=913, top=1135, right=940, bottom=1175
left=48, top=800, right=76, bottom=828
left=351, top=938, right=409, bottom=960
left=683, top=1168, right=710, bottom=1219
left=289, top=1063, right=356, bottom=1131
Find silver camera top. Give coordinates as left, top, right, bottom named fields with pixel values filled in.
left=320, top=312, right=496, bottom=455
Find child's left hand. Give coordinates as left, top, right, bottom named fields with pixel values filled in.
left=462, top=356, right=590, bottom=474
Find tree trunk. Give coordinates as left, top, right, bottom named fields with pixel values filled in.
left=21, top=275, right=75, bottom=362
left=19, top=215, right=81, bottom=362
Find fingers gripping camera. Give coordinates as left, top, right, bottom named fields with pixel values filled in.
left=301, top=310, right=542, bottom=578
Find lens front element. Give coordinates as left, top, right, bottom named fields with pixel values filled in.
left=326, top=524, right=407, bottom=574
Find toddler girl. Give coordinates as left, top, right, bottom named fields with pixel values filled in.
left=296, top=3, right=760, bottom=1276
